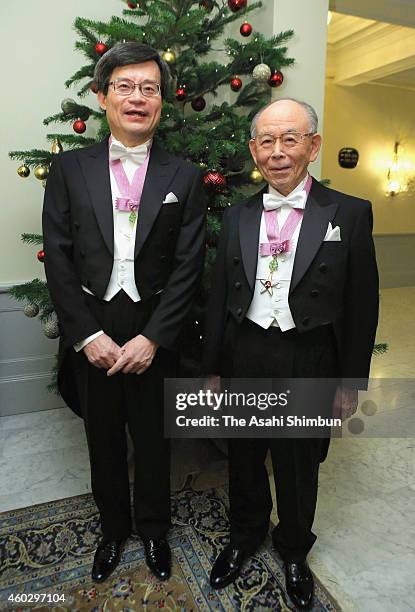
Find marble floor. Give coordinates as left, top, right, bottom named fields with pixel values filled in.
left=1, top=287, right=414, bottom=611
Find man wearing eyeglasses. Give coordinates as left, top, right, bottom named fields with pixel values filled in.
left=204, top=98, right=378, bottom=609
left=42, top=42, right=206, bottom=583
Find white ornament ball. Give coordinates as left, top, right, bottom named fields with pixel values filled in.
left=23, top=303, right=39, bottom=318
left=252, top=63, right=272, bottom=82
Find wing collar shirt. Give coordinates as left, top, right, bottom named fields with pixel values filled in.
left=74, top=136, right=151, bottom=351
left=246, top=173, right=310, bottom=332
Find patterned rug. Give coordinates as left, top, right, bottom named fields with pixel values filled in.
left=0, top=486, right=340, bottom=611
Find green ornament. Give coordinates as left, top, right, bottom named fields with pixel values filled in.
left=269, top=257, right=278, bottom=273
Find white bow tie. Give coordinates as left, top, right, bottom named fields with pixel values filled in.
left=109, top=141, right=148, bottom=164
left=263, top=192, right=306, bottom=211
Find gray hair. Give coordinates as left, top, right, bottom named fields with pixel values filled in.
left=93, top=41, right=171, bottom=98
left=250, top=98, right=319, bottom=138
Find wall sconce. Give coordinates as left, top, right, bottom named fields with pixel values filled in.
left=338, top=147, right=359, bottom=169
left=386, top=141, right=413, bottom=197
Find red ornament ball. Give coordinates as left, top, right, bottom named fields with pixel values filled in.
left=230, top=77, right=242, bottom=92
left=73, top=119, right=86, bottom=134
left=90, top=82, right=98, bottom=94
left=37, top=250, right=45, bottom=263
left=95, top=41, right=108, bottom=56
left=203, top=170, right=227, bottom=193
left=240, top=22, right=252, bottom=37
left=199, top=0, right=213, bottom=9
left=191, top=97, right=206, bottom=111
left=228, top=0, right=247, bottom=12
left=127, top=1, right=137, bottom=7
left=176, top=87, right=187, bottom=101
left=268, top=70, right=284, bottom=87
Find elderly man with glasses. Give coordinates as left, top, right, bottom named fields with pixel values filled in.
left=43, top=42, right=206, bottom=583
left=204, top=98, right=378, bottom=609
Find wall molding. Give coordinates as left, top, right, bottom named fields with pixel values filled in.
left=0, top=371, right=54, bottom=384
left=0, top=290, right=62, bottom=417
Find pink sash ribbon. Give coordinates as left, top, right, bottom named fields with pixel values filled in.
left=260, top=209, right=303, bottom=256
left=260, top=176, right=312, bottom=256
left=110, top=143, right=150, bottom=215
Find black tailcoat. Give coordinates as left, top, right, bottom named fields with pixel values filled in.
left=43, top=138, right=206, bottom=416
left=204, top=178, right=379, bottom=386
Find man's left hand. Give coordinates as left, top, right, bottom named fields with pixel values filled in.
left=107, top=335, right=158, bottom=376
left=332, top=385, right=359, bottom=420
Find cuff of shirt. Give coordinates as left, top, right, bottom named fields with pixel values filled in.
left=74, top=330, right=104, bottom=352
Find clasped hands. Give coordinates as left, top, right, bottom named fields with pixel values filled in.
left=83, top=333, right=158, bottom=376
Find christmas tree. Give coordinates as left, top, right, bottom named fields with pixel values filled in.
left=9, top=0, right=298, bottom=376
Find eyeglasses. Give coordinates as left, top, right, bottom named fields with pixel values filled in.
left=254, top=132, right=315, bottom=150
left=108, top=78, right=161, bottom=97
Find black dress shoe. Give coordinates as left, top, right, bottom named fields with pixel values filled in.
left=285, top=560, right=314, bottom=610
left=92, top=538, right=125, bottom=582
left=210, top=545, right=247, bottom=589
left=142, top=537, right=171, bottom=581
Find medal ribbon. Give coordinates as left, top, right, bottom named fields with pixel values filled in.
left=110, top=147, right=150, bottom=224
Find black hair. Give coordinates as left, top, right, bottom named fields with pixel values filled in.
left=93, top=41, right=171, bottom=98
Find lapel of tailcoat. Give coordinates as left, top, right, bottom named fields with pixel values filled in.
left=134, top=141, right=179, bottom=258
left=239, top=187, right=267, bottom=290
left=79, top=138, right=114, bottom=254
left=290, top=178, right=338, bottom=293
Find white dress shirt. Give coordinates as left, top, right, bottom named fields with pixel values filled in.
left=74, top=137, right=151, bottom=352
left=246, top=174, right=309, bottom=332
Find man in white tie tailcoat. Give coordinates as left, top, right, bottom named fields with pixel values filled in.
left=203, top=99, right=378, bottom=609
left=43, top=42, right=206, bottom=583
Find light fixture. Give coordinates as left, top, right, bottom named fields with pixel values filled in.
left=386, top=142, right=413, bottom=197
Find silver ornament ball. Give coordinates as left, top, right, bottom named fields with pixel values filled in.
left=61, top=98, right=77, bottom=114
left=23, top=303, right=39, bottom=318
left=43, top=317, right=60, bottom=339
left=252, top=63, right=272, bottom=82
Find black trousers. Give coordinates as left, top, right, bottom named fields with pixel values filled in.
left=227, top=318, right=339, bottom=562
left=71, top=291, right=175, bottom=540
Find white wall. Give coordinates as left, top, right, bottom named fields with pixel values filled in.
left=0, top=0, right=121, bottom=285
left=272, top=0, right=330, bottom=179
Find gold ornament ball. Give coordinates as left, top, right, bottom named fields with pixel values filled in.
left=17, top=164, right=30, bottom=178
left=51, top=139, right=63, bottom=154
left=34, top=165, right=49, bottom=181
left=162, top=48, right=176, bottom=63
left=250, top=167, right=263, bottom=184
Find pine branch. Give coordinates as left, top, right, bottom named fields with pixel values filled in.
left=73, top=18, right=98, bottom=45
left=9, top=149, right=52, bottom=166
left=9, top=279, right=51, bottom=309
left=75, top=16, right=145, bottom=43
left=236, top=81, right=269, bottom=109
left=96, top=117, right=110, bottom=141
left=206, top=213, right=222, bottom=238
left=226, top=30, right=295, bottom=75
left=45, top=134, right=97, bottom=148
left=21, top=233, right=43, bottom=245
left=64, top=64, right=96, bottom=88
left=44, top=104, right=92, bottom=125
left=47, top=374, right=59, bottom=395
left=373, top=343, right=388, bottom=355
left=77, top=81, right=96, bottom=97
